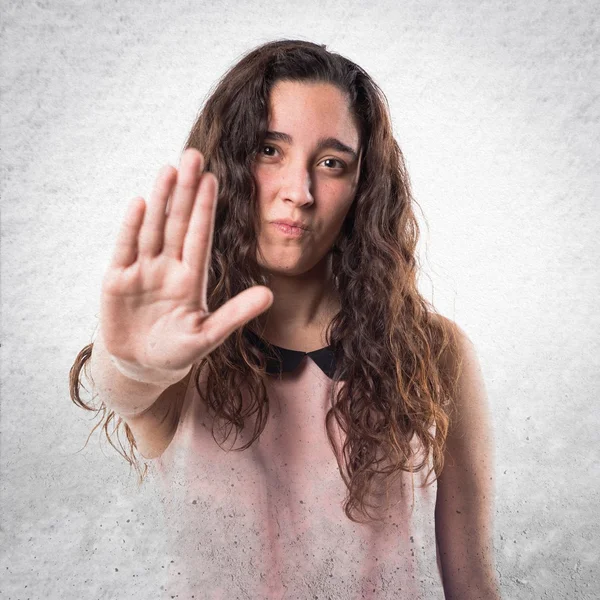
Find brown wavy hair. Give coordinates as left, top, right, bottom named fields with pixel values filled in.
left=70, top=39, right=463, bottom=524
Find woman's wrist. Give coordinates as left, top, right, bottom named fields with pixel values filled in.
left=108, top=353, right=189, bottom=388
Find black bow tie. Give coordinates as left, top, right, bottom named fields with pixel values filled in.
left=243, top=328, right=337, bottom=380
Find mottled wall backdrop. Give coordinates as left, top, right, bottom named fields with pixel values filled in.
left=1, top=0, right=598, bottom=598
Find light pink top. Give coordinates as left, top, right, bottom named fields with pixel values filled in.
left=148, top=353, right=445, bottom=599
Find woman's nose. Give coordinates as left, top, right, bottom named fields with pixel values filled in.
left=279, top=164, right=314, bottom=206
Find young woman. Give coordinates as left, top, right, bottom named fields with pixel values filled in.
left=70, top=39, right=501, bottom=599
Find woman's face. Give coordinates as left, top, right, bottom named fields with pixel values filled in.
left=252, top=80, right=361, bottom=276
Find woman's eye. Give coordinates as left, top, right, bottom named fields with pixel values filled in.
left=260, top=145, right=277, bottom=157
left=321, top=158, right=345, bottom=170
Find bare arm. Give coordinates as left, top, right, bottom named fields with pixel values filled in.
left=435, top=322, right=502, bottom=600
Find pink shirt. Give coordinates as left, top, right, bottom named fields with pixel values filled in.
left=148, top=332, right=445, bottom=599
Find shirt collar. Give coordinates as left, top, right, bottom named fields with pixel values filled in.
left=243, top=328, right=337, bottom=380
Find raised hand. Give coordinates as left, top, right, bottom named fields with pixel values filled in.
left=99, top=148, right=273, bottom=386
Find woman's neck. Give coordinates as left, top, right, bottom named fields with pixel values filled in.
left=253, top=263, right=340, bottom=352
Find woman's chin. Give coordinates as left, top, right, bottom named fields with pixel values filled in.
left=260, top=264, right=306, bottom=277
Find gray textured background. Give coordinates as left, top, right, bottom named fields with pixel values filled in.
left=1, top=0, right=598, bottom=598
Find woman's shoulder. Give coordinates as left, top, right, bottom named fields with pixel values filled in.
left=426, top=312, right=474, bottom=375
left=427, top=311, right=465, bottom=342
left=428, top=311, right=460, bottom=335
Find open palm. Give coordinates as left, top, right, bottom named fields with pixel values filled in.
left=99, top=148, right=273, bottom=384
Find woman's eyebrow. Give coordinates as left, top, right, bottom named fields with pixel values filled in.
left=264, top=130, right=358, bottom=161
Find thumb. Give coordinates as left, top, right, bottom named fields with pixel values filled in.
left=195, top=286, right=274, bottom=355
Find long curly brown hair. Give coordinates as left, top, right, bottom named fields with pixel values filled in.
left=70, top=39, right=462, bottom=524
